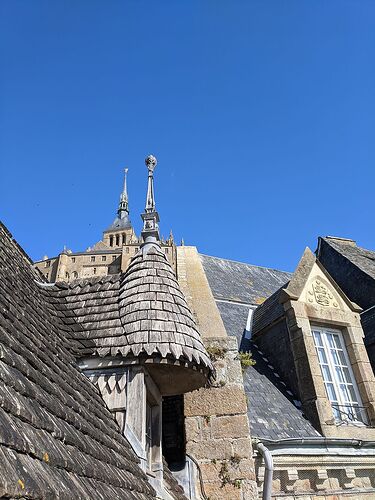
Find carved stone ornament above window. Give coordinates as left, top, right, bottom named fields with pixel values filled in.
left=307, top=279, right=339, bottom=308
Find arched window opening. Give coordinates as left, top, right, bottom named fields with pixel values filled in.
left=116, top=234, right=120, bottom=246
left=109, top=236, right=113, bottom=247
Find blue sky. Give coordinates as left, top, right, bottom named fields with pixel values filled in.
left=1, top=1, right=374, bottom=272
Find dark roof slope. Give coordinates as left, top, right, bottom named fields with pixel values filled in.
left=323, top=238, right=375, bottom=280
left=0, top=223, right=155, bottom=499
left=317, top=237, right=375, bottom=310
left=362, top=306, right=375, bottom=347
left=252, top=285, right=287, bottom=336
left=244, top=344, right=320, bottom=440
left=200, top=254, right=291, bottom=305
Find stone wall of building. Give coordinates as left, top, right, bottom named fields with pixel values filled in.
left=185, top=337, right=257, bottom=500
left=34, top=241, right=176, bottom=282
left=177, top=246, right=257, bottom=500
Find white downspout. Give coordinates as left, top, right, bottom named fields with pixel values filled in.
left=255, top=441, right=274, bottom=500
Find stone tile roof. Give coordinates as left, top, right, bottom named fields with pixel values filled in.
left=0, top=223, right=156, bottom=499
left=362, top=306, right=375, bottom=347
left=46, top=246, right=212, bottom=373
left=216, top=301, right=253, bottom=350
left=200, top=254, right=292, bottom=306
left=244, top=343, right=320, bottom=440
left=252, top=285, right=287, bottom=336
left=322, top=238, right=375, bottom=280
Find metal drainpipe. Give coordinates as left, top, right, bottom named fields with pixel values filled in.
left=255, top=442, right=274, bottom=500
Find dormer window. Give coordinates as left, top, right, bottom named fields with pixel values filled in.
left=312, top=326, right=368, bottom=425
left=45, top=260, right=51, bottom=268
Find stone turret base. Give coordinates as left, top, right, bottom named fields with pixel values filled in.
left=184, top=337, right=258, bottom=500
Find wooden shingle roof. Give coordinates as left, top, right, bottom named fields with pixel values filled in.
left=0, top=223, right=156, bottom=499
left=45, top=245, right=213, bottom=394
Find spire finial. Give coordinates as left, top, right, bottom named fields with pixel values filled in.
left=145, top=155, right=157, bottom=213
left=141, top=155, right=160, bottom=251
left=117, top=168, right=129, bottom=218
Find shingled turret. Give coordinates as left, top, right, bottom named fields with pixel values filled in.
left=117, top=155, right=212, bottom=393
left=47, top=156, right=212, bottom=396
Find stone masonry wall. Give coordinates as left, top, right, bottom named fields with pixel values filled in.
left=184, top=337, right=257, bottom=500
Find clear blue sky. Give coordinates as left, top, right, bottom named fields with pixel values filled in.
left=1, top=1, right=374, bottom=272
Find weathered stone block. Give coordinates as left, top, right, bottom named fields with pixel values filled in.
left=184, top=386, right=247, bottom=416
left=184, top=416, right=200, bottom=442
left=211, top=414, right=249, bottom=439
left=187, top=439, right=232, bottom=460
left=232, top=437, right=252, bottom=459
left=204, top=482, right=242, bottom=500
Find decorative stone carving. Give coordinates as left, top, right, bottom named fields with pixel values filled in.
left=306, top=279, right=339, bottom=308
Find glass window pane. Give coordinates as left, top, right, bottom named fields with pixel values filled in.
left=326, top=383, right=337, bottom=401
left=333, top=334, right=343, bottom=349
left=348, top=385, right=357, bottom=402
left=340, top=384, right=350, bottom=402
left=327, top=334, right=336, bottom=348
left=331, top=350, right=340, bottom=365
left=335, top=366, right=344, bottom=383
left=338, top=350, right=346, bottom=365
left=318, top=348, right=328, bottom=365
left=313, top=331, right=323, bottom=346
left=322, top=365, right=332, bottom=382
left=343, top=367, right=352, bottom=384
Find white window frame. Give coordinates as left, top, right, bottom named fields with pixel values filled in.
left=311, top=325, right=368, bottom=425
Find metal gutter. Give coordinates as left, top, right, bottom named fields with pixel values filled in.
left=255, top=437, right=375, bottom=456
left=254, top=441, right=273, bottom=500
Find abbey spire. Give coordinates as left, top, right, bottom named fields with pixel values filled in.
left=104, top=168, right=132, bottom=232
left=117, top=168, right=129, bottom=219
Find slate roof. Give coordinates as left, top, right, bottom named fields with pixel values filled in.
left=45, top=246, right=212, bottom=373
left=252, top=285, right=287, bottom=336
left=105, top=214, right=132, bottom=232
left=200, top=254, right=291, bottom=306
left=244, top=343, right=320, bottom=440
left=200, top=253, right=320, bottom=440
left=322, top=238, right=375, bottom=280
left=0, top=223, right=156, bottom=499
left=216, top=301, right=252, bottom=351
left=362, top=306, right=375, bottom=347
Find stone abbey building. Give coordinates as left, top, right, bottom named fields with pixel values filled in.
left=34, top=168, right=176, bottom=283
left=1, top=155, right=375, bottom=500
